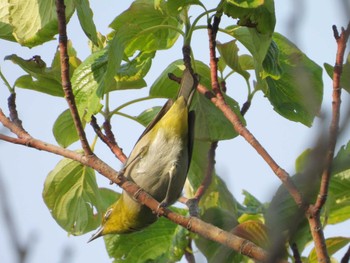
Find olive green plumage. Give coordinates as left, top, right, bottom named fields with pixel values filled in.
left=89, top=68, right=196, bottom=241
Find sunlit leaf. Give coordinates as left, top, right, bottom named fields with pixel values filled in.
left=264, top=33, right=323, bottom=126
left=104, top=208, right=188, bottom=263
left=109, top=0, right=183, bottom=56
left=7, top=0, right=75, bottom=47
left=73, top=0, right=98, bottom=46
left=43, top=157, right=102, bottom=235
left=53, top=109, right=81, bottom=148
left=308, top=237, right=350, bottom=263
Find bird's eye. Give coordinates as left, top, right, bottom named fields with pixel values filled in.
left=104, top=209, right=112, bottom=220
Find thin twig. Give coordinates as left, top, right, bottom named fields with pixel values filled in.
left=184, top=237, right=196, bottom=263
left=186, top=141, right=218, bottom=217
left=307, top=23, right=350, bottom=263
left=7, top=93, right=26, bottom=131
left=341, top=245, right=350, bottom=263
left=90, top=116, right=127, bottom=163
left=55, top=0, right=93, bottom=156
left=194, top=141, right=217, bottom=200
left=314, top=23, right=350, bottom=211
left=291, top=243, right=302, bottom=263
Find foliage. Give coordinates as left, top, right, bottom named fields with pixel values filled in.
left=1, top=0, right=349, bottom=263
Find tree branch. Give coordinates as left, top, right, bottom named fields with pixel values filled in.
left=90, top=116, right=127, bottom=163
left=0, top=107, right=282, bottom=262
left=307, top=22, right=350, bottom=263
left=55, top=0, right=93, bottom=156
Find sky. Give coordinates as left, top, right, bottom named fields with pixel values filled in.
left=0, top=1, right=349, bottom=262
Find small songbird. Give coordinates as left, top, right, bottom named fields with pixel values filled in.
left=88, top=68, right=196, bottom=241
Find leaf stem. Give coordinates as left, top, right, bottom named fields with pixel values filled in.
left=109, top=96, right=164, bottom=116
left=0, top=68, right=14, bottom=93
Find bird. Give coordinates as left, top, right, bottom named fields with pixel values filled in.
left=88, top=67, right=196, bottom=241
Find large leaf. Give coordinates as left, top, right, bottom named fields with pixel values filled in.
left=7, top=0, right=75, bottom=47
left=264, top=33, right=323, bottom=126
left=72, top=49, right=153, bottom=104
left=104, top=208, right=188, bottom=263
left=109, top=0, right=183, bottom=57
left=150, top=60, right=245, bottom=141
left=43, top=157, right=102, bottom=235
left=0, top=1, right=16, bottom=41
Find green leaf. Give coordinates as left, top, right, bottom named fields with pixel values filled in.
left=0, top=1, right=16, bottom=41
left=225, top=0, right=265, bottom=8
left=104, top=208, right=188, bottom=263
left=150, top=60, right=245, bottom=141
left=332, top=141, right=350, bottom=175
left=166, top=0, right=202, bottom=15
left=8, top=0, right=75, bottom=47
left=295, top=148, right=312, bottom=174
left=43, top=157, right=102, bottom=235
left=226, top=25, right=272, bottom=67
left=324, top=52, right=350, bottom=92
left=195, top=207, right=242, bottom=263
left=5, top=41, right=80, bottom=96
left=109, top=0, right=183, bottom=56
left=264, top=33, right=323, bottom=126
left=266, top=148, right=323, bottom=254
left=232, top=220, right=268, bottom=249
left=261, top=39, right=283, bottom=79
left=135, top=106, right=162, bottom=127
left=53, top=109, right=82, bottom=148
left=217, top=40, right=250, bottom=80
left=223, top=0, right=276, bottom=34
left=242, top=190, right=265, bottom=212
left=73, top=49, right=152, bottom=100
left=14, top=75, right=64, bottom=97
left=73, top=0, right=98, bottom=46
left=308, top=237, right=350, bottom=263
left=186, top=141, right=241, bottom=214
left=98, top=188, right=120, bottom=212
left=327, top=170, right=350, bottom=224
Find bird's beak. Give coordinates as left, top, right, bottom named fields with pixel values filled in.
left=87, top=226, right=104, bottom=243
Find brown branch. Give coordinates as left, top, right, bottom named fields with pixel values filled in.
left=314, top=23, right=350, bottom=211
left=0, top=108, right=282, bottom=262
left=208, top=14, right=223, bottom=98
left=185, top=141, right=217, bottom=217
left=194, top=141, right=217, bottom=200
left=7, top=93, right=26, bottom=132
left=205, top=13, right=306, bottom=211
left=55, top=0, right=92, bottom=156
left=306, top=23, right=350, bottom=263
left=90, top=116, right=127, bottom=164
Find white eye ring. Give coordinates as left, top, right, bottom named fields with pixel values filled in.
left=104, top=209, right=112, bottom=220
